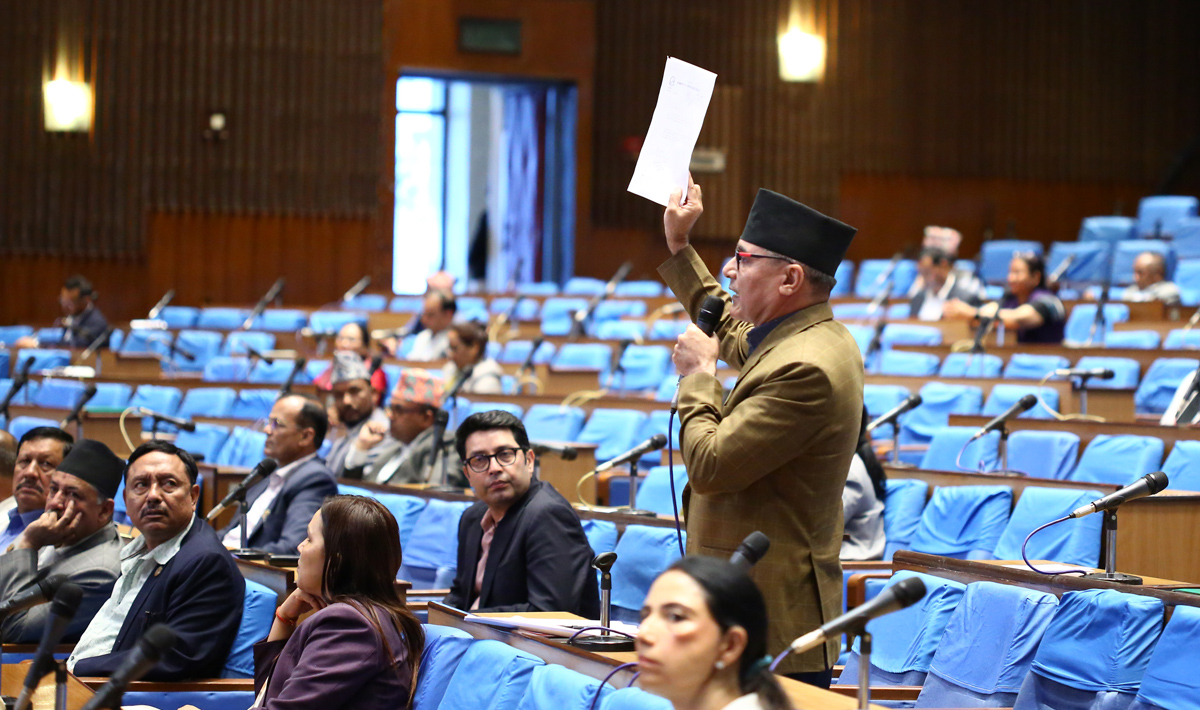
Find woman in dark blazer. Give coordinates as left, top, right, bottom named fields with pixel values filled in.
left=251, top=495, right=424, bottom=709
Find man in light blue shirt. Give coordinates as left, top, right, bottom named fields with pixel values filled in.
left=0, top=427, right=74, bottom=552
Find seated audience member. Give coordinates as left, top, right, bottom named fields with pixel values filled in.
left=252, top=496, right=423, bottom=709
left=15, top=275, right=109, bottom=349
left=908, top=247, right=986, bottom=321
left=313, top=322, right=388, bottom=406
left=345, top=369, right=465, bottom=487
left=0, top=431, right=14, bottom=478
left=444, top=410, right=599, bottom=616
left=68, top=441, right=244, bottom=680
left=637, top=556, right=790, bottom=710
left=0, top=439, right=124, bottom=642
left=404, top=289, right=456, bottom=361
left=442, top=320, right=504, bottom=395
left=0, top=427, right=74, bottom=552
left=945, top=254, right=1065, bottom=344
left=842, top=408, right=886, bottom=561
left=220, top=394, right=337, bottom=554
left=324, top=352, right=394, bottom=476
left=1121, top=251, right=1181, bottom=306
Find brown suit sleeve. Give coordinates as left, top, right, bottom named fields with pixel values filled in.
left=658, top=245, right=752, bottom=369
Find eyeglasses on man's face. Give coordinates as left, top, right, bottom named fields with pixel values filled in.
left=732, top=250, right=797, bottom=270
left=465, top=447, right=525, bottom=473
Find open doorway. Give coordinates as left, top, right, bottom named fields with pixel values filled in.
left=392, top=75, right=577, bottom=295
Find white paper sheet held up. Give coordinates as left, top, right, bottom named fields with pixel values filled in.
left=627, top=57, right=718, bottom=206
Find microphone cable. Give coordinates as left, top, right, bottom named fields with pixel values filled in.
left=587, top=662, right=640, bottom=710
left=1019, top=516, right=1090, bottom=578
left=667, top=409, right=685, bottom=558
left=1034, top=370, right=1105, bottom=423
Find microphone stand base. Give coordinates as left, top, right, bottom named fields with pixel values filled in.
left=1081, top=571, right=1143, bottom=585
left=614, top=507, right=658, bottom=517
left=231, top=549, right=269, bottom=561
left=567, top=635, right=636, bottom=652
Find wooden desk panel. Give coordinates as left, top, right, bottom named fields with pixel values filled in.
left=6, top=406, right=142, bottom=457
left=2, top=662, right=93, bottom=710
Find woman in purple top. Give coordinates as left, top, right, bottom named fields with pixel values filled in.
left=250, top=495, right=424, bottom=709
left=946, top=254, right=1065, bottom=344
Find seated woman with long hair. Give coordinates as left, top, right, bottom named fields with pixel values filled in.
left=637, top=556, right=790, bottom=710
left=251, top=495, right=424, bottom=709
left=442, top=320, right=505, bottom=395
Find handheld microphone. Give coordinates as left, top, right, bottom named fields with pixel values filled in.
left=865, top=394, right=922, bottom=435
left=244, top=345, right=274, bottom=365
left=167, top=334, right=196, bottom=362
left=280, top=357, right=308, bottom=396
left=342, top=275, right=372, bottom=303
left=1070, top=471, right=1169, bottom=519
left=670, top=295, right=726, bottom=411
left=530, top=441, right=578, bottom=461
left=79, top=624, right=178, bottom=710
left=206, top=458, right=279, bottom=522
left=147, top=289, right=175, bottom=320
left=80, top=325, right=115, bottom=360
left=517, top=338, right=545, bottom=376
left=0, top=574, right=67, bottom=616
left=136, top=408, right=196, bottom=433
left=730, top=532, right=771, bottom=572
left=60, top=384, right=98, bottom=427
left=244, top=278, right=286, bottom=329
left=1054, top=368, right=1115, bottom=380
left=14, top=583, right=84, bottom=710
left=968, top=394, right=1036, bottom=442
left=787, top=576, right=926, bottom=654
left=444, top=364, right=475, bottom=403
left=594, top=434, right=668, bottom=474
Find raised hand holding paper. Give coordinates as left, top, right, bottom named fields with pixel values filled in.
left=627, top=57, right=717, bottom=206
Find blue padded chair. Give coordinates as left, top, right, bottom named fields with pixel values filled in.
left=522, top=404, right=586, bottom=442
left=413, top=625, right=475, bottom=710
left=178, top=387, right=237, bottom=421
left=1003, top=354, right=1070, bottom=381
left=16, top=348, right=72, bottom=373
left=516, top=662, right=612, bottom=710
left=1048, top=241, right=1114, bottom=286
left=438, top=640, right=544, bottom=710
left=344, top=293, right=387, bottom=312
left=229, top=389, right=277, bottom=421
left=256, top=309, right=309, bottom=332
left=910, top=485, right=1013, bottom=560
left=540, top=298, right=590, bottom=336
left=855, top=259, right=918, bottom=298
left=498, top=339, right=556, bottom=366
left=1174, top=218, right=1200, bottom=260
left=196, top=308, right=249, bottom=330
left=980, top=241, right=1044, bottom=285
left=86, top=382, right=132, bottom=411
left=1173, top=259, right=1200, bottom=306
left=1136, top=195, right=1198, bottom=238
left=1070, top=435, right=1164, bottom=486
left=170, top=330, right=224, bottom=372
left=0, top=379, right=38, bottom=407
left=468, top=401, right=524, bottom=420
left=397, top=499, right=472, bottom=590
left=1064, top=304, right=1130, bottom=345
left=983, top=384, right=1059, bottom=420
left=883, top=479, right=929, bottom=561
left=614, top=280, right=663, bottom=298
left=864, top=384, right=913, bottom=441
left=610, top=345, right=671, bottom=392
left=158, top=306, right=199, bottom=329
left=838, top=571, right=968, bottom=688
left=370, top=492, right=428, bottom=550
left=876, top=350, right=940, bottom=377
left=214, top=427, right=268, bottom=468
left=551, top=343, right=613, bottom=378
left=516, top=282, right=561, bottom=296
left=1134, top=358, right=1198, bottom=415
left=577, top=409, right=648, bottom=463
left=1013, top=589, right=1164, bottom=710
left=489, top=297, right=542, bottom=321
left=7, top=417, right=59, bottom=442
left=1005, top=430, right=1080, bottom=480
left=832, top=303, right=874, bottom=320
left=640, top=410, right=681, bottom=466
left=1104, top=330, right=1161, bottom=349
left=920, top=428, right=1000, bottom=473
left=634, top=466, right=687, bottom=516
left=611, top=525, right=685, bottom=623
left=308, top=311, right=365, bottom=335
left=1127, top=605, right=1200, bottom=710
left=1162, top=440, right=1200, bottom=492
left=599, top=688, right=673, bottom=710
left=897, top=383, right=984, bottom=464
left=831, top=260, right=855, bottom=298
left=174, top=423, right=232, bottom=463
left=882, top=324, right=943, bottom=347
left=582, top=519, right=618, bottom=556
left=0, top=326, right=34, bottom=347
left=1079, top=216, right=1137, bottom=244
left=844, top=324, right=873, bottom=356
left=390, top=296, right=425, bottom=313
left=918, top=582, right=1059, bottom=708
left=594, top=300, right=647, bottom=321
left=118, top=329, right=171, bottom=357
left=202, top=356, right=251, bottom=382
left=128, top=385, right=184, bottom=430
left=939, top=353, right=1003, bottom=379
left=32, top=379, right=87, bottom=410
left=248, top=359, right=305, bottom=384
left=0, top=352, right=7, bottom=380
left=222, top=331, right=275, bottom=356
left=989, top=487, right=1104, bottom=567
left=1072, top=357, right=1140, bottom=389
left=593, top=320, right=647, bottom=342
left=647, top=318, right=689, bottom=341
left=564, top=277, right=606, bottom=295
left=1163, top=328, right=1200, bottom=350
left=1112, top=240, right=1176, bottom=287
left=34, top=328, right=67, bottom=346
left=220, top=580, right=276, bottom=678
left=456, top=297, right=490, bottom=324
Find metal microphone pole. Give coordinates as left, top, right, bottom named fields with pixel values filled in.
left=1081, top=510, right=1142, bottom=585
left=857, top=631, right=872, bottom=710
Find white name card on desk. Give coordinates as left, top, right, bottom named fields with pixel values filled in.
left=464, top=614, right=639, bottom=639
left=627, top=57, right=717, bottom=206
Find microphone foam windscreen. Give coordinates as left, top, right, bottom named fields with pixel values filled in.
left=697, top=296, right=725, bottom=335
left=39, top=574, right=68, bottom=600
left=892, top=576, right=927, bottom=607
left=1147, top=471, right=1169, bottom=494
left=741, top=531, right=771, bottom=563
left=1018, top=394, right=1038, bottom=410
left=141, top=624, right=179, bottom=658
left=648, top=434, right=668, bottom=449
left=50, top=583, right=84, bottom=617
left=257, top=458, right=280, bottom=476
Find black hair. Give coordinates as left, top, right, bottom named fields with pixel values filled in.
left=125, top=439, right=199, bottom=485
left=18, top=426, right=75, bottom=457
left=63, top=275, right=94, bottom=297
left=454, top=409, right=530, bottom=460
left=287, top=393, right=330, bottom=449
left=666, top=556, right=790, bottom=710
left=919, top=246, right=952, bottom=266
left=340, top=321, right=372, bottom=349
left=428, top=289, right=457, bottom=315
left=449, top=320, right=489, bottom=363
left=857, top=406, right=888, bottom=501
left=1012, top=253, right=1047, bottom=290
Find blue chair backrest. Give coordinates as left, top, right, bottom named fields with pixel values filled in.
left=564, top=277, right=606, bottom=295
left=614, top=281, right=664, bottom=298
left=498, top=339, right=556, bottom=366
left=197, top=308, right=249, bottom=330
left=899, top=382, right=984, bottom=448
left=7, top=417, right=59, bottom=442
left=309, top=310, right=366, bottom=335
left=456, top=297, right=490, bottom=324
left=552, top=343, right=613, bottom=376
left=577, top=409, right=648, bottom=462
left=991, top=487, right=1104, bottom=566
left=1005, top=430, right=1080, bottom=480
left=1129, top=605, right=1200, bottom=710
left=202, top=356, right=251, bottom=382
left=414, top=625, right=476, bottom=710
left=1064, top=304, right=1130, bottom=344
left=1074, top=357, right=1140, bottom=389
left=516, top=282, right=560, bottom=297
left=1136, top=195, right=1198, bottom=238
left=1112, top=240, right=1176, bottom=286
left=438, top=640, right=544, bottom=710
left=594, top=300, right=647, bottom=321
left=344, top=293, right=387, bottom=312
left=178, top=387, right=237, bottom=420
left=230, top=389, right=277, bottom=420
left=159, top=306, right=199, bottom=329
left=611, top=525, right=685, bottom=614
left=637, top=466, right=687, bottom=516
left=540, top=298, right=590, bottom=336
left=32, top=379, right=86, bottom=410
left=1003, top=354, right=1070, bottom=380
left=1174, top=258, right=1200, bottom=300
left=939, top=352, right=1003, bottom=379
left=214, top=426, right=268, bottom=468
left=401, top=499, right=472, bottom=574
left=172, top=330, right=224, bottom=371
left=1174, top=219, right=1200, bottom=260
left=883, top=479, right=928, bottom=561
left=390, top=296, right=425, bottom=313
left=468, top=401, right=524, bottom=420
left=1163, top=328, right=1200, bottom=350
left=640, top=410, right=681, bottom=465
left=1135, top=358, right=1198, bottom=414
left=647, top=318, right=689, bottom=341
left=489, top=297, right=542, bottom=320
left=910, top=485, right=1013, bottom=559
left=257, top=309, right=309, bottom=332
left=129, top=384, right=183, bottom=416
left=18, top=348, right=72, bottom=373
left=118, top=329, right=171, bottom=357
left=223, top=331, right=275, bottom=356
left=981, top=241, right=1044, bottom=284
left=1105, top=330, right=1161, bottom=349
left=875, top=350, right=939, bottom=377
left=515, top=663, right=610, bottom=710
left=863, top=384, right=912, bottom=439
left=831, top=260, right=855, bottom=298
left=174, top=423, right=232, bottom=463
left=983, top=384, right=1059, bottom=419
left=247, top=359, right=305, bottom=384
left=855, top=259, right=918, bottom=297
left=1048, top=240, right=1114, bottom=284
left=86, top=382, right=132, bottom=411
left=881, top=324, right=943, bottom=347
left=598, top=688, right=673, bottom=710
left=919, top=427, right=1000, bottom=473
left=0, top=379, right=39, bottom=407
left=1162, top=440, right=1200, bottom=493
left=1071, top=435, right=1164, bottom=486
left=1079, top=216, right=1137, bottom=244
left=0, top=326, right=34, bottom=347
left=522, top=404, right=586, bottom=442
left=369, top=492, right=428, bottom=550
left=581, top=519, right=618, bottom=556
left=221, top=580, right=276, bottom=678
left=611, top=345, right=671, bottom=391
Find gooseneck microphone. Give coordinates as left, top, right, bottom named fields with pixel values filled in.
left=135, top=407, right=196, bottom=433
left=670, top=295, right=726, bottom=411
left=967, top=394, right=1037, bottom=442
left=865, top=394, right=922, bottom=435
left=206, top=458, right=279, bottom=522
left=530, top=441, right=578, bottom=461
left=730, top=532, right=771, bottom=572
left=14, top=583, right=84, bottom=710
left=0, top=574, right=68, bottom=616
left=280, top=357, right=308, bottom=395
left=1070, top=472, right=1169, bottom=519
left=594, top=434, right=668, bottom=474
left=787, top=576, right=927, bottom=654
left=1055, top=367, right=1115, bottom=380
left=80, top=624, right=178, bottom=710
left=60, top=384, right=98, bottom=428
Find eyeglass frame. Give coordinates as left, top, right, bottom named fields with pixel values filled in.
left=464, top=447, right=528, bottom=473
left=732, top=249, right=798, bottom=270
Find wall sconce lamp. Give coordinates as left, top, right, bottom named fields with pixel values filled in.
left=44, top=76, right=93, bottom=132
left=778, top=26, right=825, bottom=82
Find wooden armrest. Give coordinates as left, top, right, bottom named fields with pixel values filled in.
left=841, top=561, right=895, bottom=571
left=1, top=643, right=73, bottom=654
left=846, top=570, right=894, bottom=609
left=406, top=588, right=451, bottom=598
left=77, top=677, right=256, bottom=692
left=825, top=685, right=923, bottom=701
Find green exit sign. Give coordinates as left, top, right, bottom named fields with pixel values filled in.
left=459, top=18, right=522, bottom=55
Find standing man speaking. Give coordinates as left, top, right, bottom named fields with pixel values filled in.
left=659, top=178, right=864, bottom=687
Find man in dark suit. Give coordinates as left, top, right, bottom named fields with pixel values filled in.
left=443, top=410, right=598, bottom=616
left=14, top=275, right=109, bottom=350
left=219, top=394, right=337, bottom=554
left=68, top=440, right=244, bottom=681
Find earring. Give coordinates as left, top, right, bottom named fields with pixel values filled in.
left=715, top=660, right=726, bottom=670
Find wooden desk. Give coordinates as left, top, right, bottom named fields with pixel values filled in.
left=864, top=373, right=1135, bottom=421
left=1, top=662, right=93, bottom=710
left=6, top=406, right=141, bottom=457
